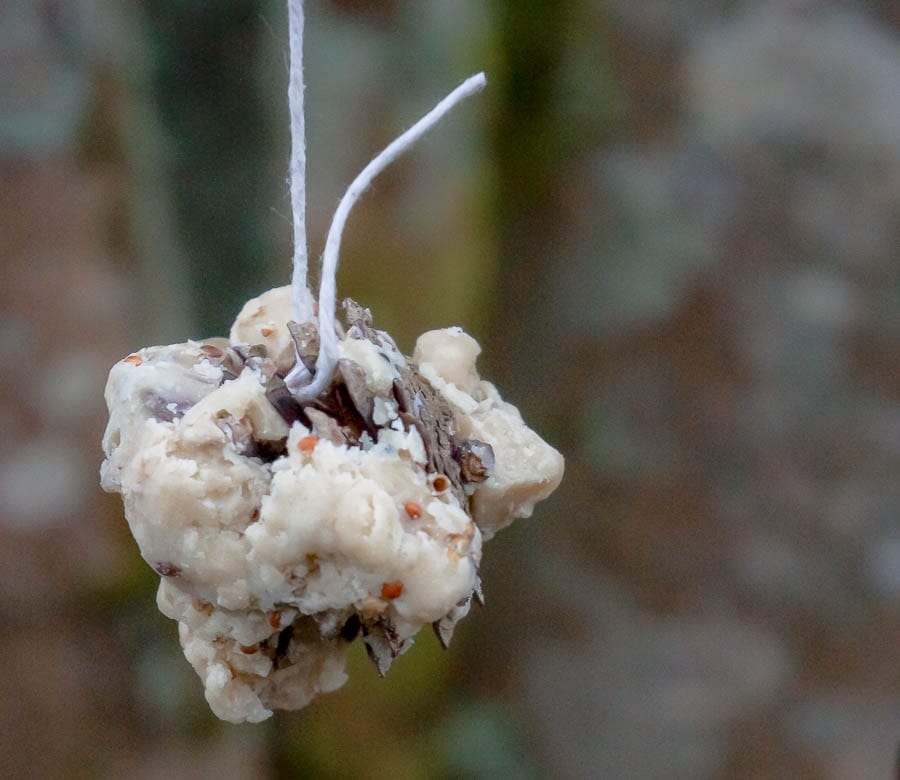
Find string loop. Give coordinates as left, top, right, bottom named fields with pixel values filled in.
left=283, top=2, right=487, bottom=400
left=287, top=0, right=313, bottom=324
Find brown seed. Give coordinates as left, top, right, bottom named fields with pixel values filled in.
left=260, top=327, right=274, bottom=337
left=239, top=644, right=258, bottom=654
left=298, top=435, right=319, bottom=453
left=192, top=598, right=214, bottom=616
left=404, top=501, right=422, bottom=519
left=381, top=581, right=404, bottom=600
left=250, top=507, right=260, bottom=522
left=123, top=355, right=142, bottom=366
left=431, top=475, right=449, bottom=493
left=154, top=561, right=181, bottom=577
left=458, top=440, right=494, bottom=484
left=268, top=612, right=281, bottom=629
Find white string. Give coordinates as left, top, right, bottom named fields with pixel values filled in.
left=286, top=72, right=488, bottom=401
left=287, top=0, right=314, bottom=324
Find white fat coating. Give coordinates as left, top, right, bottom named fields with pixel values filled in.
left=250, top=425, right=479, bottom=636
left=101, top=291, right=563, bottom=722
left=373, top=396, right=399, bottom=426
left=185, top=367, right=289, bottom=444
left=230, top=286, right=297, bottom=372
left=413, top=327, right=481, bottom=394
left=100, top=342, right=224, bottom=492
left=157, top=579, right=347, bottom=724
left=338, top=335, right=406, bottom=396
left=414, top=328, right=565, bottom=540
left=463, top=382, right=565, bottom=538
left=417, top=362, right=478, bottom=415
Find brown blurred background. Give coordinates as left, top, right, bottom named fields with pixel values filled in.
left=1, top=1, right=899, bottom=778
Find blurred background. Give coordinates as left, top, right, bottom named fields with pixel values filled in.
left=1, top=1, right=899, bottom=778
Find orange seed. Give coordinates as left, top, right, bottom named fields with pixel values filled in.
left=404, top=501, right=422, bottom=519
left=298, top=435, right=319, bottom=453
left=381, top=581, right=404, bottom=600
left=260, top=326, right=274, bottom=337
left=123, top=355, right=142, bottom=366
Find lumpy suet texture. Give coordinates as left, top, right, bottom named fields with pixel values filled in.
left=101, top=287, right=563, bottom=723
